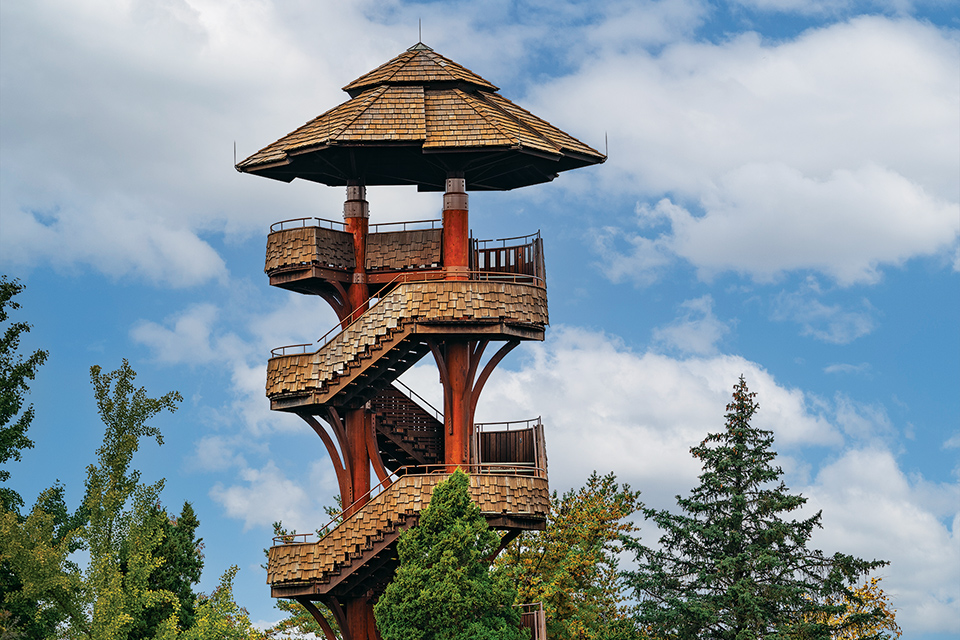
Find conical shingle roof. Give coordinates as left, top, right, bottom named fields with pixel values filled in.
left=236, top=43, right=605, bottom=191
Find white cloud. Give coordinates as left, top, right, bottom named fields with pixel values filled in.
left=823, top=362, right=871, bottom=375
left=537, top=16, right=959, bottom=284
left=652, top=294, right=731, bottom=355
left=771, top=277, right=877, bottom=343
left=209, top=460, right=336, bottom=533
left=803, top=448, right=960, bottom=634
left=131, top=291, right=337, bottom=437
left=469, top=326, right=841, bottom=504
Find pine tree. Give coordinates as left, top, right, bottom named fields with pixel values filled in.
left=374, top=469, right=526, bottom=640
left=129, top=501, right=204, bottom=639
left=625, top=376, right=887, bottom=639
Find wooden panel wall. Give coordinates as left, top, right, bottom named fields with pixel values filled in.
left=265, top=227, right=355, bottom=273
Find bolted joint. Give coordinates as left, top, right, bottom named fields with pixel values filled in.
left=443, top=178, right=468, bottom=211
left=344, top=184, right=369, bottom=218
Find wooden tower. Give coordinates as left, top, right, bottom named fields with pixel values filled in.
left=237, top=43, right=604, bottom=639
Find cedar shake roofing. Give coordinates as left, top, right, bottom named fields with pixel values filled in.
left=236, top=43, right=605, bottom=191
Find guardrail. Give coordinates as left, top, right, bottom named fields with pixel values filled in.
left=476, top=417, right=542, bottom=432
left=393, top=379, right=444, bottom=423
left=370, top=219, right=441, bottom=232
left=269, top=217, right=347, bottom=233
left=474, top=230, right=541, bottom=249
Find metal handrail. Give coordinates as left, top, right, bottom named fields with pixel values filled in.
left=270, top=217, right=347, bottom=233
left=475, top=416, right=542, bottom=432
left=270, top=343, right=314, bottom=357
left=474, top=230, right=540, bottom=249
left=272, top=463, right=547, bottom=544
left=370, top=218, right=442, bottom=232
left=268, top=272, right=545, bottom=360
left=392, top=379, right=444, bottom=423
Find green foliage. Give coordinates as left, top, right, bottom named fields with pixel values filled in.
left=0, top=276, right=49, bottom=513
left=82, top=359, right=184, bottom=639
left=0, top=486, right=87, bottom=636
left=374, top=469, right=525, bottom=640
left=625, top=376, right=887, bottom=639
left=129, top=502, right=204, bottom=639
left=498, top=472, right=643, bottom=640
left=180, top=566, right=261, bottom=640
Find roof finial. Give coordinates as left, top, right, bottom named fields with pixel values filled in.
left=406, top=19, right=433, bottom=51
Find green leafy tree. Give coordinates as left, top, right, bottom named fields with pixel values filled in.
left=0, top=276, right=49, bottom=513
left=82, top=359, right=183, bottom=639
left=0, top=277, right=84, bottom=637
left=0, top=486, right=87, bottom=636
left=374, top=469, right=525, bottom=640
left=497, top=472, right=643, bottom=640
left=180, top=566, right=261, bottom=640
left=625, top=376, right=887, bottom=639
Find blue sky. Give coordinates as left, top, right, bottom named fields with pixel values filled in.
left=1, top=0, right=957, bottom=635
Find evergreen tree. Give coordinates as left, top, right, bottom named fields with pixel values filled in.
left=374, top=469, right=526, bottom=640
left=625, top=376, right=887, bottom=639
left=129, top=501, right=204, bottom=639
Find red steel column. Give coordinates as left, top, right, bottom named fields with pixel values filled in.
left=343, top=183, right=371, bottom=516
left=442, top=176, right=471, bottom=467
left=344, top=182, right=370, bottom=322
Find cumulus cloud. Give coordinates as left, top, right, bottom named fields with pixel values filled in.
left=131, top=291, right=337, bottom=437
left=771, top=277, right=877, bottom=343
left=540, top=17, right=959, bottom=284
left=652, top=295, right=731, bottom=355
left=209, top=460, right=338, bottom=533
left=803, top=448, right=960, bottom=634
left=458, top=326, right=842, bottom=502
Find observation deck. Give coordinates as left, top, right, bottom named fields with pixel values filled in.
left=265, top=218, right=545, bottom=296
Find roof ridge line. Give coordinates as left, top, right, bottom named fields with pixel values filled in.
left=448, top=88, right=521, bottom=149
left=466, top=90, right=562, bottom=155
left=325, top=85, right=390, bottom=142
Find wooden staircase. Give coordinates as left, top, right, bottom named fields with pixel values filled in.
left=370, top=385, right=443, bottom=471
left=267, top=471, right=551, bottom=602
left=266, top=280, right=548, bottom=413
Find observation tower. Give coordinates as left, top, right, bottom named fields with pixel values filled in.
left=237, top=43, right=604, bottom=640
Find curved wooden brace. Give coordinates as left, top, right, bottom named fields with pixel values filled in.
left=366, top=413, right=392, bottom=487
left=301, top=413, right=353, bottom=507
left=429, top=341, right=453, bottom=436
left=326, top=407, right=349, bottom=454
left=295, top=598, right=340, bottom=640
left=467, top=339, right=489, bottom=391
left=318, top=290, right=348, bottom=324
left=325, top=596, right=351, bottom=640
left=469, top=339, right=520, bottom=424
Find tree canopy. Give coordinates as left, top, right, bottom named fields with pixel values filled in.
left=497, top=471, right=642, bottom=640
left=374, top=469, right=525, bottom=640
left=0, top=276, right=49, bottom=513
left=625, top=376, right=888, bottom=639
